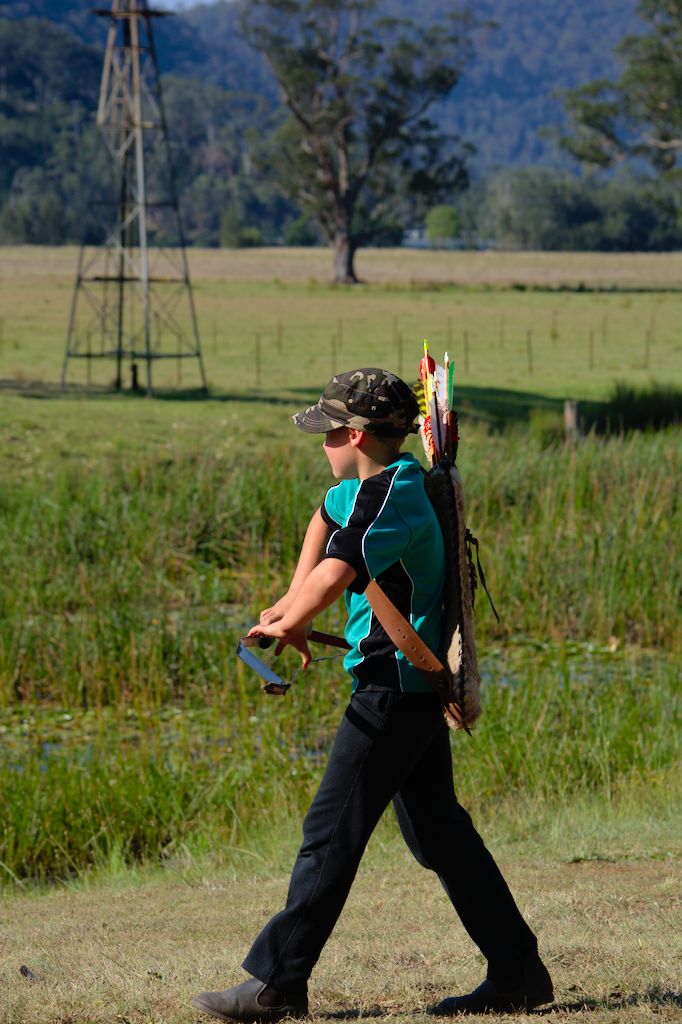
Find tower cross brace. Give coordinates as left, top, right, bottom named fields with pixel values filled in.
left=63, top=0, right=207, bottom=395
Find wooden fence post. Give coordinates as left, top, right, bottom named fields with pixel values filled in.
left=564, top=399, right=579, bottom=442
left=526, top=329, right=533, bottom=374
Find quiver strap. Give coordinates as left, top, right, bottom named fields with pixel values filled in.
left=364, top=580, right=470, bottom=734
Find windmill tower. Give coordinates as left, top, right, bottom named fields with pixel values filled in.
left=62, top=0, right=206, bottom=395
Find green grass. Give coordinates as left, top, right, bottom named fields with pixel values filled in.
left=2, top=791, right=680, bottom=1024
left=1, top=428, right=680, bottom=882
left=2, top=247, right=682, bottom=403
left=0, top=247, right=680, bottom=886
left=1, top=652, right=679, bottom=884
left=1, top=431, right=679, bottom=712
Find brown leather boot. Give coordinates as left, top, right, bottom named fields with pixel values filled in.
left=192, top=978, right=308, bottom=1023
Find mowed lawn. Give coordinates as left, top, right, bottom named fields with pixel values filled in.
left=2, top=805, right=680, bottom=1024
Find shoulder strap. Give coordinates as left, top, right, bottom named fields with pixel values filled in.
left=364, top=580, right=469, bottom=734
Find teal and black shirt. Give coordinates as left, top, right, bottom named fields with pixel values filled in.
left=320, top=452, right=445, bottom=693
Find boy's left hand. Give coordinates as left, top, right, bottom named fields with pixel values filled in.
left=246, top=558, right=354, bottom=671
left=245, top=622, right=312, bottom=668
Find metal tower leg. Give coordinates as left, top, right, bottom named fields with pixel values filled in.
left=62, top=0, right=206, bottom=395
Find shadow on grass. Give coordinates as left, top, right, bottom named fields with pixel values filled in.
left=152, top=387, right=300, bottom=406
left=325, top=1010, right=421, bottom=1020
left=538, top=987, right=682, bottom=1014
left=0, top=379, right=301, bottom=407
left=456, top=386, right=567, bottom=428
left=2, top=380, right=560, bottom=422
left=2, top=378, right=680, bottom=434
left=444, top=383, right=681, bottom=434
left=435, top=384, right=680, bottom=433
left=0, top=379, right=113, bottom=399
left=323, top=989, right=682, bottom=1019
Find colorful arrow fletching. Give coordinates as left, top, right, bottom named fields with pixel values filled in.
left=421, top=339, right=435, bottom=401
left=415, top=340, right=460, bottom=465
left=418, top=339, right=437, bottom=463
left=414, top=379, right=429, bottom=417
left=447, top=359, right=455, bottom=411
left=418, top=414, right=435, bottom=462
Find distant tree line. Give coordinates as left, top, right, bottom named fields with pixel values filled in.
left=1, top=0, right=681, bottom=257
left=0, top=18, right=299, bottom=247
left=2, top=0, right=644, bottom=173
left=426, top=0, right=682, bottom=252
left=429, top=170, right=682, bottom=252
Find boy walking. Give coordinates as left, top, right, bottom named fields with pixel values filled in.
left=193, top=369, right=553, bottom=1021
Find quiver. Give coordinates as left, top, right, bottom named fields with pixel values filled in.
left=424, top=462, right=482, bottom=730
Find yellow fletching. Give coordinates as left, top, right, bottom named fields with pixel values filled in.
left=413, top=379, right=429, bottom=417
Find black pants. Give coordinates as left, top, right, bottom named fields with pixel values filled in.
left=243, top=689, right=537, bottom=995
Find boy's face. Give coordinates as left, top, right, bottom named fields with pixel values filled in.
left=323, top=426, right=359, bottom=480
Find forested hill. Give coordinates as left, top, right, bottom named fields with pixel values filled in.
left=4, top=0, right=659, bottom=248
left=442, top=0, right=641, bottom=168
left=5, top=0, right=640, bottom=171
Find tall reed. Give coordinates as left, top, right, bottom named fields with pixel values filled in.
left=1, top=430, right=679, bottom=707
left=1, top=649, right=678, bottom=882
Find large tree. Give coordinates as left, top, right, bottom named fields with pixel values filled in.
left=558, top=0, right=682, bottom=176
left=240, top=0, right=474, bottom=282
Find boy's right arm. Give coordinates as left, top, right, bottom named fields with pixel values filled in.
left=259, top=508, right=331, bottom=625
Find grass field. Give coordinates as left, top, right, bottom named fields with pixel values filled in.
left=0, top=246, right=680, bottom=1021
left=1, top=246, right=681, bottom=476
left=1, top=247, right=682, bottom=403
left=2, top=796, right=680, bottom=1024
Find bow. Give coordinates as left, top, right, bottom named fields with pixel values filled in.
left=237, top=631, right=350, bottom=695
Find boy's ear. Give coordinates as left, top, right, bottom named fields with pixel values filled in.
left=347, top=428, right=366, bottom=448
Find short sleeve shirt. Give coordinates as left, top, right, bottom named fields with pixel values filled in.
left=320, top=453, right=444, bottom=693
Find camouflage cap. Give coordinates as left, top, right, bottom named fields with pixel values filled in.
left=292, top=368, right=420, bottom=437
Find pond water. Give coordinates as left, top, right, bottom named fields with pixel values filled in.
left=1, top=640, right=674, bottom=769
